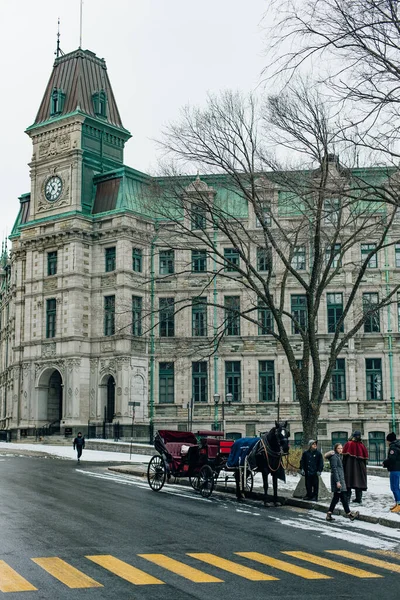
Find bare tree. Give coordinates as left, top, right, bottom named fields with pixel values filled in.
left=268, top=0, right=400, bottom=162
left=142, top=86, right=400, bottom=443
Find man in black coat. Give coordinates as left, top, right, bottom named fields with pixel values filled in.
left=300, top=439, right=324, bottom=501
left=73, top=432, right=85, bottom=464
left=383, top=432, right=400, bottom=513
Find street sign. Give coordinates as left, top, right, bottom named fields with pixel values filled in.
left=128, top=402, right=141, bottom=407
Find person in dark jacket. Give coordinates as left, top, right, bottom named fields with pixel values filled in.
left=383, top=432, right=400, bottom=513
left=342, top=430, right=368, bottom=504
left=300, top=439, right=324, bottom=501
left=73, top=432, right=85, bottom=463
left=325, top=443, right=359, bottom=522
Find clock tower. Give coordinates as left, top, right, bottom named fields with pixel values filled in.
left=26, top=48, right=131, bottom=221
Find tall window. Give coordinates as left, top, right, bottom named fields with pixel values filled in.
left=398, top=292, right=400, bottom=331
left=46, top=298, right=57, bottom=338
left=291, top=246, right=306, bottom=270
left=257, top=247, right=272, bottom=272
left=104, top=295, right=115, bottom=336
left=363, top=292, right=380, bottom=332
left=192, top=250, right=207, bottom=273
left=224, top=248, right=240, bottom=271
left=258, top=300, right=273, bottom=335
left=159, top=250, right=174, bottom=274
left=192, top=362, right=208, bottom=402
left=132, top=248, right=142, bottom=272
left=256, top=203, right=272, bottom=227
left=324, top=198, right=340, bottom=225
left=259, top=360, right=275, bottom=402
left=192, top=297, right=207, bottom=336
left=159, top=297, right=175, bottom=337
left=395, top=244, right=400, bottom=268
left=366, top=358, right=382, bottom=400
left=361, top=243, right=378, bottom=268
left=225, top=361, right=241, bottom=402
left=331, top=358, right=346, bottom=401
left=47, top=251, right=58, bottom=276
left=132, top=296, right=142, bottom=336
left=327, top=292, right=344, bottom=333
left=191, top=204, right=206, bottom=230
left=325, top=243, right=341, bottom=268
left=224, top=296, right=240, bottom=335
left=105, top=247, right=116, bottom=272
left=291, top=295, right=307, bottom=334
left=159, top=362, right=174, bottom=404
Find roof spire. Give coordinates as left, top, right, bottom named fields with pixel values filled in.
left=55, top=18, right=64, bottom=58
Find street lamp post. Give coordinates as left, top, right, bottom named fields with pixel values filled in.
left=128, top=401, right=140, bottom=460
left=213, top=392, right=233, bottom=434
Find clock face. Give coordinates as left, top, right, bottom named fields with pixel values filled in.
left=45, top=176, right=63, bottom=202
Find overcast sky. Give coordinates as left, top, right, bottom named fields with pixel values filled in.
left=0, top=0, right=269, bottom=239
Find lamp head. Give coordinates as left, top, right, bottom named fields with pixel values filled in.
left=213, top=393, right=220, bottom=405
left=226, top=392, right=233, bottom=404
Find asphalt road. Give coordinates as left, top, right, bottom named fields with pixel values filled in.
left=0, top=454, right=399, bottom=599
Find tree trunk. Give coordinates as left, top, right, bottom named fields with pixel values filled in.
left=299, top=402, right=319, bottom=447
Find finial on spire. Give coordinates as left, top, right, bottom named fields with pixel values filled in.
left=79, top=0, right=83, bottom=48
left=55, top=18, right=64, bottom=58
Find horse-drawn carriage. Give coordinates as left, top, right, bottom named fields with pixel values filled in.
left=147, top=429, right=236, bottom=497
left=147, top=421, right=290, bottom=505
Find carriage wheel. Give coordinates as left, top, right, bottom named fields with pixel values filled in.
left=147, top=455, right=167, bottom=492
left=198, top=465, right=215, bottom=498
left=189, top=475, right=200, bottom=491
left=245, top=470, right=254, bottom=493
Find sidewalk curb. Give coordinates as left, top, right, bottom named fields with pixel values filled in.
left=108, top=464, right=400, bottom=531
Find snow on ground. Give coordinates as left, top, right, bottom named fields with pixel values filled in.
left=0, top=441, right=153, bottom=464
left=249, top=470, right=399, bottom=522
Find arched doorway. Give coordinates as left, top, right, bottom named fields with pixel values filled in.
left=37, top=368, right=63, bottom=424
left=106, top=375, right=115, bottom=423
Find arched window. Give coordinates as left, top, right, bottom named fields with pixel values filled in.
left=331, top=431, right=348, bottom=447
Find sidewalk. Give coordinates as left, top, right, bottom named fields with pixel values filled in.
left=109, top=463, right=400, bottom=530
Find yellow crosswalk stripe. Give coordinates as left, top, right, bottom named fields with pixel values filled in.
left=138, top=554, right=223, bottom=583
left=0, top=560, right=37, bottom=592
left=283, top=552, right=383, bottom=578
left=236, top=552, right=331, bottom=580
left=86, top=555, right=164, bottom=585
left=371, top=550, right=400, bottom=561
left=327, top=550, right=400, bottom=573
left=32, top=557, right=103, bottom=588
left=188, top=553, right=278, bottom=581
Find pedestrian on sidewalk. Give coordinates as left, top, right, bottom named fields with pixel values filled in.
left=300, top=439, right=324, bottom=501
left=383, top=432, right=400, bottom=513
left=73, top=432, right=85, bottom=464
left=325, top=443, right=359, bottom=522
left=342, top=430, right=368, bottom=505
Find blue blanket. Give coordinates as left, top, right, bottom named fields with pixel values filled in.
left=226, top=437, right=260, bottom=468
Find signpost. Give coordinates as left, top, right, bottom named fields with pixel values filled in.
left=128, top=401, right=141, bottom=460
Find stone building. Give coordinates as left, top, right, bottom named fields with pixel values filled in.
left=0, top=46, right=399, bottom=459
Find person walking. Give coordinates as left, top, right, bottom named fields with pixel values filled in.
left=383, top=432, right=400, bottom=513
left=300, top=439, right=324, bottom=501
left=325, top=443, right=359, bottom=522
left=73, top=432, right=85, bottom=464
left=342, top=430, right=368, bottom=504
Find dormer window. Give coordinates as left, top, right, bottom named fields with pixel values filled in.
left=50, top=87, right=65, bottom=116
left=93, top=90, right=107, bottom=118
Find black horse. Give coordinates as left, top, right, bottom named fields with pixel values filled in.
left=244, top=421, right=290, bottom=506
